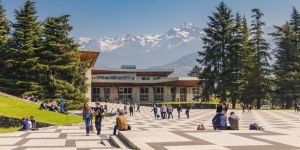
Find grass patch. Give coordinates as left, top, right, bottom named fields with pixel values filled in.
left=0, top=96, right=82, bottom=125
left=0, top=127, right=20, bottom=133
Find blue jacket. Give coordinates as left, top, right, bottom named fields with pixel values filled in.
left=212, top=112, right=227, bottom=127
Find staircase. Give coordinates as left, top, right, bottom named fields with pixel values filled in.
left=108, top=132, right=135, bottom=149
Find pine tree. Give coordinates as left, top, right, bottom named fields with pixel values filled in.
left=39, top=15, right=88, bottom=102
left=0, top=0, right=10, bottom=91
left=3, top=0, right=45, bottom=96
left=250, top=8, right=271, bottom=109
left=198, top=1, right=234, bottom=102
left=271, top=7, right=300, bottom=108
left=188, top=65, right=202, bottom=77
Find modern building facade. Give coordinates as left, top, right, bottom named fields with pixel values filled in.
left=80, top=51, right=203, bottom=103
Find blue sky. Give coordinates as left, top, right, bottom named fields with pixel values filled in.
left=2, top=0, right=300, bottom=38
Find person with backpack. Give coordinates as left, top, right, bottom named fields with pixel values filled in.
left=212, top=111, right=227, bottom=130
left=177, top=105, right=182, bottom=119
left=94, top=101, right=105, bottom=135
left=185, top=104, right=191, bottom=119
left=167, top=105, right=173, bottom=119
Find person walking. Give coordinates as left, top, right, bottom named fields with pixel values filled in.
left=248, top=104, right=252, bottom=113
left=167, top=105, right=173, bottom=119
left=185, top=104, right=191, bottom=119
left=242, top=104, right=246, bottom=114
left=82, top=103, right=93, bottom=136
left=177, top=105, right=182, bottom=119
left=162, top=104, right=167, bottom=119
left=151, top=105, right=158, bottom=119
left=136, top=104, right=140, bottom=113
left=129, top=104, right=134, bottom=117
left=94, top=102, right=105, bottom=135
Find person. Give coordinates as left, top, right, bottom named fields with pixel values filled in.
left=136, top=104, right=140, bottom=113
left=212, top=111, right=227, bottom=130
left=185, top=104, right=191, bottom=119
left=82, top=103, right=93, bottom=136
left=60, top=97, right=65, bottom=113
left=162, top=104, right=167, bottom=119
left=129, top=104, right=134, bottom=117
left=39, top=101, right=48, bottom=110
left=222, top=101, right=228, bottom=113
left=113, top=111, right=131, bottom=135
left=248, top=104, right=252, bottom=113
left=151, top=105, right=158, bottom=119
left=177, top=105, right=182, bottom=119
left=167, top=105, right=173, bottom=119
left=294, top=103, right=298, bottom=112
left=216, top=104, right=223, bottom=113
left=160, top=106, right=164, bottom=119
left=242, top=104, right=246, bottom=113
left=30, top=116, right=37, bottom=130
left=19, top=117, right=29, bottom=131
left=297, top=103, right=300, bottom=113
left=94, top=101, right=105, bottom=135
left=124, top=105, right=127, bottom=114
left=104, top=104, right=108, bottom=113
left=228, top=112, right=239, bottom=130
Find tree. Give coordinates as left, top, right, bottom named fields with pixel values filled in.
left=39, top=15, right=88, bottom=101
left=198, top=1, right=234, bottom=102
left=250, top=8, right=271, bottom=109
left=271, top=7, right=300, bottom=108
left=2, top=0, right=45, bottom=96
left=188, top=65, right=202, bottom=77
left=0, top=0, right=10, bottom=91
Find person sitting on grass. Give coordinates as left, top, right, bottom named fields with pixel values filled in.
left=212, top=111, right=227, bottom=130
left=39, top=101, right=48, bottom=110
left=228, top=112, right=240, bottom=130
left=19, top=117, right=29, bottom=131
left=113, top=110, right=131, bottom=135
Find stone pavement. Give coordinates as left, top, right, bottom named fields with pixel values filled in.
left=1, top=103, right=300, bottom=150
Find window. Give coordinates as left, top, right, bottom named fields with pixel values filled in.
left=153, top=77, right=161, bottom=80
left=171, top=87, right=176, bottom=102
left=92, top=87, right=100, bottom=101
left=118, top=87, right=133, bottom=102
left=154, top=87, right=164, bottom=101
left=140, top=87, right=149, bottom=101
left=179, top=87, right=187, bottom=102
left=104, top=88, right=110, bottom=101
left=192, top=87, right=200, bottom=102
left=141, top=76, right=150, bottom=80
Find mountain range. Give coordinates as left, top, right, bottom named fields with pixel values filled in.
left=77, top=22, right=204, bottom=76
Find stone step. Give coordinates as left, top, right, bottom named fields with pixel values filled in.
left=101, top=139, right=113, bottom=147
left=118, top=131, right=139, bottom=150
left=110, top=135, right=131, bottom=149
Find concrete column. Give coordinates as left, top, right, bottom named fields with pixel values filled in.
left=99, top=87, right=105, bottom=100
left=110, top=87, right=118, bottom=102
left=85, top=68, right=92, bottom=101
left=148, top=87, right=154, bottom=102
left=132, top=87, right=140, bottom=103
left=186, top=87, right=193, bottom=102
left=164, top=86, right=171, bottom=102
left=175, top=87, right=180, bottom=102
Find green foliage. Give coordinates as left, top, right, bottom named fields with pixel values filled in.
left=188, top=65, right=202, bottom=77
left=0, top=96, right=82, bottom=124
left=271, top=7, right=300, bottom=108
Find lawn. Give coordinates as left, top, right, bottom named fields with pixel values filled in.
left=0, top=96, right=82, bottom=125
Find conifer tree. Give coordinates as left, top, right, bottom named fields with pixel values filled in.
left=250, top=8, right=271, bottom=109
left=188, top=65, right=202, bottom=77
left=3, top=0, right=44, bottom=96
left=271, top=7, right=300, bottom=108
left=198, top=1, right=234, bottom=102
left=0, top=0, right=10, bottom=91
left=39, top=15, right=88, bottom=101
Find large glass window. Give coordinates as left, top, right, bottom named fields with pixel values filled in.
left=171, top=87, right=176, bottom=102
left=140, top=87, right=149, bottom=101
left=154, top=87, right=164, bottom=101
left=92, top=87, right=100, bottom=101
left=179, top=87, right=187, bottom=102
left=104, top=88, right=110, bottom=101
left=118, top=87, right=133, bottom=102
left=192, top=87, right=200, bottom=102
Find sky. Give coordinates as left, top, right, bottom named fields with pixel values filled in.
left=2, top=0, right=300, bottom=39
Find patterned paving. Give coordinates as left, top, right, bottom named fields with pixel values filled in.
left=1, top=103, right=300, bottom=150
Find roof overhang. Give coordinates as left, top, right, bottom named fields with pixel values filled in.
left=79, top=50, right=100, bottom=68
left=92, top=69, right=174, bottom=77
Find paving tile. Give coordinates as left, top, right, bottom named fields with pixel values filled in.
left=23, top=139, right=66, bottom=146
left=0, top=138, right=23, bottom=145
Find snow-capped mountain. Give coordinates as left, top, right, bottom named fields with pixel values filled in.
left=77, top=22, right=204, bottom=69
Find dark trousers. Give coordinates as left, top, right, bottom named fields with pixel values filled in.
left=168, top=112, right=173, bottom=119
left=95, top=118, right=102, bottom=135
left=154, top=111, right=157, bottom=119
left=130, top=111, right=133, bottom=117
left=113, top=124, right=131, bottom=135
left=178, top=111, right=181, bottom=119
left=186, top=111, right=190, bottom=118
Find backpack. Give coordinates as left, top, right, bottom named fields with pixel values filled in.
left=197, top=124, right=205, bottom=130
left=249, top=123, right=264, bottom=130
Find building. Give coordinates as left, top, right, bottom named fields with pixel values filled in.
left=80, top=51, right=203, bottom=103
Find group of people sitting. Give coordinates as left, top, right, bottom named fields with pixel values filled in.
left=39, top=98, right=65, bottom=113
left=21, top=95, right=39, bottom=102
left=212, top=102, right=240, bottom=130
left=19, top=116, right=38, bottom=131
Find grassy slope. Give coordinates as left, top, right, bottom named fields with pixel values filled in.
left=0, top=96, right=82, bottom=125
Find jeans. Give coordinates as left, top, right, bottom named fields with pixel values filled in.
left=60, top=104, right=64, bottom=112
left=113, top=124, right=131, bottom=135
left=95, top=118, right=102, bottom=134
left=85, top=117, right=91, bottom=134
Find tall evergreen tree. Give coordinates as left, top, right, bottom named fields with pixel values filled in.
left=250, top=8, right=271, bottom=109
left=271, top=7, right=300, bottom=108
left=198, top=1, right=234, bottom=102
left=188, top=65, right=202, bottom=77
left=2, top=0, right=44, bottom=96
left=0, top=0, right=10, bottom=91
left=39, top=15, right=88, bottom=101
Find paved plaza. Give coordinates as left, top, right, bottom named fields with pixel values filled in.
left=1, top=103, right=300, bottom=150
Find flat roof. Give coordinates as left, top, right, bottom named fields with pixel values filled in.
left=92, top=68, right=174, bottom=77
left=79, top=50, right=100, bottom=68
